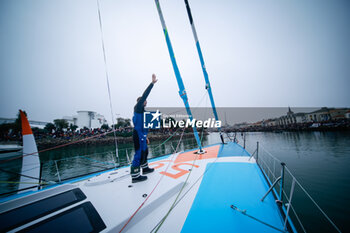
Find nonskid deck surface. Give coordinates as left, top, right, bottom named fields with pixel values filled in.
left=181, top=162, right=285, bottom=233
left=80, top=142, right=285, bottom=232
left=0, top=142, right=287, bottom=233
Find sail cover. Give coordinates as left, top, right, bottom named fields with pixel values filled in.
left=18, top=110, right=40, bottom=193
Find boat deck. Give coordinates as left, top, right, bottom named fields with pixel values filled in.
left=88, top=142, right=287, bottom=232
left=0, top=142, right=289, bottom=233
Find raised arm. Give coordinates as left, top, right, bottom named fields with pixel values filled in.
left=136, top=74, right=158, bottom=108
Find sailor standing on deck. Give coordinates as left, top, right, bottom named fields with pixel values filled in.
left=130, top=74, right=158, bottom=183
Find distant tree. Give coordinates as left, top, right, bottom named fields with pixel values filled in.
left=44, top=123, right=56, bottom=133
left=101, top=124, right=109, bottom=130
left=115, top=117, right=131, bottom=129
left=32, top=127, right=46, bottom=135
left=69, top=124, right=78, bottom=131
left=13, top=111, right=24, bottom=134
left=0, top=110, right=29, bottom=139
left=3, top=110, right=26, bottom=137
left=124, top=119, right=131, bottom=127
left=53, top=119, right=68, bottom=131
left=0, top=123, right=13, bottom=139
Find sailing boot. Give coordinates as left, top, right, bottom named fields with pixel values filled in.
left=141, top=163, right=154, bottom=174
left=131, top=166, right=147, bottom=183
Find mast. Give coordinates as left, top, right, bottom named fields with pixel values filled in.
left=184, top=0, right=224, bottom=143
left=154, top=0, right=203, bottom=151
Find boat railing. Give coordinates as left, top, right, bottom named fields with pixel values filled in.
left=0, top=136, right=203, bottom=197
left=247, top=141, right=342, bottom=233
left=40, top=136, right=201, bottom=183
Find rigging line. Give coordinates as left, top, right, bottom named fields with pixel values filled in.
left=150, top=156, right=219, bottom=232
left=174, top=130, right=185, bottom=153
left=1, top=124, right=134, bottom=164
left=0, top=185, right=42, bottom=197
left=152, top=142, right=203, bottom=232
left=193, top=89, right=208, bottom=109
left=161, top=90, right=208, bottom=146
left=80, top=155, right=116, bottom=166
left=165, top=89, right=207, bottom=118
left=0, top=130, right=111, bottom=164
left=150, top=104, right=219, bottom=231
left=21, top=165, right=41, bottom=173
left=190, top=90, right=209, bottom=122
left=284, top=167, right=342, bottom=233
left=260, top=144, right=341, bottom=233
left=0, top=167, right=50, bottom=182
left=119, top=128, right=186, bottom=233
left=0, top=181, right=48, bottom=185
left=19, top=127, right=183, bottom=171
left=157, top=90, right=207, bottom=121
left=45, top=130, right=180, bottom=165
left=200, top=92, right=209, bottom=142
left=152, top=127, right=182, bottom=150
left=230, top=204, right=287, bottom=233
left=96, top=0, right=119, bottom=164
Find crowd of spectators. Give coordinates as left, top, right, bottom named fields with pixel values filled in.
left=0, top=126, right=134, bottom=142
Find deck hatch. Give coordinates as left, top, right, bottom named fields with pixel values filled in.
left=19, top=202, right=106, bottom=233
left=0, top=188, right=86, bottom=232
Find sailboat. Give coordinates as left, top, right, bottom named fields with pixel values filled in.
left=0, top=1, right=341, bottom=233
left=0, top=145, right=22, bottom=160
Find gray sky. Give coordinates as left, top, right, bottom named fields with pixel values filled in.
left=1, top=0, right=349, bottom=124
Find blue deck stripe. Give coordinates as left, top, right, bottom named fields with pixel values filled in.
left=181, top=162, right=286, bottom=233
left=218, top=142, right=250, bottom=157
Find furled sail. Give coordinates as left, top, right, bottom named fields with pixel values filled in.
left=18, top=110, right=40, bottom=193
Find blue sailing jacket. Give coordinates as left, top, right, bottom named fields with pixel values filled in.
left=132, top=83, right=154, bottom=136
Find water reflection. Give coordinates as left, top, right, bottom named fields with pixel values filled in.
left=0, top=134, right=212, bottom=195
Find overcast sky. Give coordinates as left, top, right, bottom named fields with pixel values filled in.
left=0, top=0, right=349, bottom=124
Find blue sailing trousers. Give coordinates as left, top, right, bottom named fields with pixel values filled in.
left=131, top=82, right=153, bottom=169
left=132, top=129, right=148, bottom=168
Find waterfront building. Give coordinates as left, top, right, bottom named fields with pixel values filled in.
left=345, top=110, right=350, bottom=119
left=62, top=116, right=77, bottom=126
left=0, top=117, right=49, bottom=129
left=277, top=108, right=307, bottom=126
left=277, top=107, right=349, bottom=127
left=63, top=111, right=107, bottom=129
left=232, top=122, right=250, bottom=129
left=227, top=107, right=349, bottom=130
left=0, top=118, right=15, bottom=125
left=262, top=118, right=278, bottom=127
left=329, top=108, right=348, bottom=120
left=294, top=113, right=307, bottom=124
left=307, top=108, right=331, bottom=122
left=278, top=107, right=297, bottom=126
